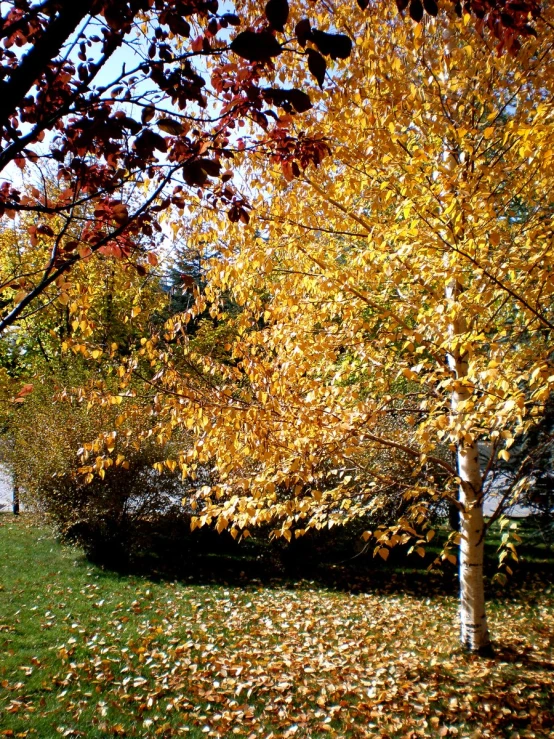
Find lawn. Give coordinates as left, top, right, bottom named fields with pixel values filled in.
left=0, top=516, right=553, bottom=739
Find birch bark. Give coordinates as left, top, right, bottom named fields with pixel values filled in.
left=440, top=48, right=491, bottom=645
left=447, top=288, right=491, bottom=652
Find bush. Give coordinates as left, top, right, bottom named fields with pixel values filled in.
left=4, top=373, right=198, bottom=566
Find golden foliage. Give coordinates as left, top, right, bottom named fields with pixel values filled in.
left=118, top=6, right=554, bottom=540
left=74, top=5, right=554, bottom=563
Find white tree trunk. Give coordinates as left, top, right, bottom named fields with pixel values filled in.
left=447, top=286, right=491, bottom=652
left=456, top=437, right=490, bottom=651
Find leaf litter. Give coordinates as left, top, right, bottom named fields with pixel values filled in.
left=0, top=523, right=553, bottom=738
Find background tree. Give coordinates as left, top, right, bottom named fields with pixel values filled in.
left=0, top=194, right=170, bottom=518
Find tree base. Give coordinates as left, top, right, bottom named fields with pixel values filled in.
left=461, top=641, right=495, bottom=658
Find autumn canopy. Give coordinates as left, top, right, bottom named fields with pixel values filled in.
left=1, top=0, right=552, bottom=656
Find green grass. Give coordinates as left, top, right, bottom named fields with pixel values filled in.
left=1, top=515, right=553, bottom=738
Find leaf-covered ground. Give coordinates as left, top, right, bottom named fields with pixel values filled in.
left=0, top=518, right=553, bottom=738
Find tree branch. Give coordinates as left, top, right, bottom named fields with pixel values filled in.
left=0, top=0, right=92, bottom=134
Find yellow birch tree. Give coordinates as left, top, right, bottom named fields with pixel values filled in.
left=91, top=3, right=554, bottom=652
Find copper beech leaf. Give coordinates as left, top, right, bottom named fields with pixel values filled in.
left=295, top=18, right=312, bottom=46
left=265, top=0, right=289, bottom=32
left=310, top=29, right=352, bottom=60
left=141, top=105, right=155, bottom=124
left=423, top=0, right=439, bottom=16
left=263, top=88, right=312, bottom=114
left=182, top=158, right=221, bottom=187
left=230, top=30, right=283, bottom=62
left=409, top=0, right=424, bottom=22
left=157, top=118, right=185, bottom=135
left=307, top=48, right=326, bottom=88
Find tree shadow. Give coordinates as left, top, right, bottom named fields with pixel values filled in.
left=411, top=645, right=554, bottom=737
left=75, top=517, right=554, bottom=598
left=490, top=642, right=554, bottom=672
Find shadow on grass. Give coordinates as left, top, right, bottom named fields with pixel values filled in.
left=411, top=643, right=554, bottom=736
left=491, top=642, right=554, bottom=672
left=73, top=517, right=554, bottom=599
